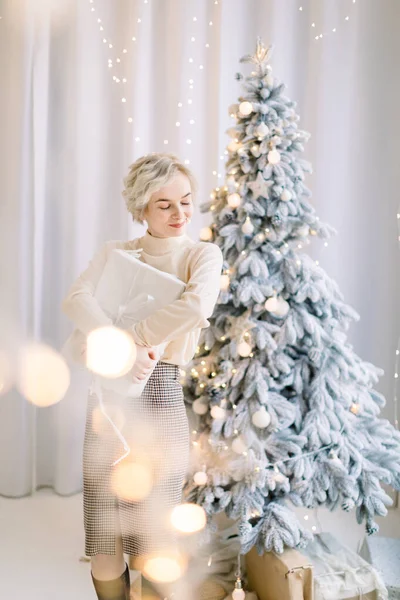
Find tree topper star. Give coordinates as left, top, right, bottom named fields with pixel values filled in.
left=239, top=37, right=273, bottom=66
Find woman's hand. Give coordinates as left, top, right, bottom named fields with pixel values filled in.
left=131, top=344, right=158, bottom=384
left=78, top=336, right=159, bottom=383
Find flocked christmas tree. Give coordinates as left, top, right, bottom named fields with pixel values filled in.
left=182, top=38, right=400, bottom=555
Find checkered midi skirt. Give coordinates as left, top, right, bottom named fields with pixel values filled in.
left=82, top=361, right=190, bottom=557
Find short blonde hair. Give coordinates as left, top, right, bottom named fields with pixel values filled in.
left=122, top=153, right=198, bottom=224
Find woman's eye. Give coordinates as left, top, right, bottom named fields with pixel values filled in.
left=159, top=203, right=190, bottom=210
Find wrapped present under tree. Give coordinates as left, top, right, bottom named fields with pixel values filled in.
left=360, top=536, right=400, bottom=600
left=245, top=532, right=389, bottom=600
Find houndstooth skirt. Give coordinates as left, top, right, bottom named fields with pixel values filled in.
left=82, top=361, right=190, bottom=557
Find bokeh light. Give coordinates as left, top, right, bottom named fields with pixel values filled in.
left=17, top=342, right=70, bottom=407
left=86, top=326, right=136, bottom=378
left=170, top=503, right=206, bottom=534
left=142, top=551, right=187, bottom=583
left=111, top=460, right=153, bottom=501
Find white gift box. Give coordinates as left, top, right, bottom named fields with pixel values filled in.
left=360, top=536, right=400, bottom=600
left=62, top=248, right=186, bottom=397
left=304, top=532, right=388, bottom=600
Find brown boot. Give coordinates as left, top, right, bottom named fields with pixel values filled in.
left=91, top=562, right=130, bottom=600
left=141, top=576, right=163, bottom=599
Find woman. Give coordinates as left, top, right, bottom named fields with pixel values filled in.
left=62, top=153, right=223, bottom=600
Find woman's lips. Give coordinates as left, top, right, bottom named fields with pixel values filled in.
left=169, top=222, right=185, bottom=228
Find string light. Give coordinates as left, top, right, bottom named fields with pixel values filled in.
left=181, top=2, right=219, bottom=168
left=195, top=422, right=348, bottom=474
left=87, top=0, right=148, bottom=126
left=193, top=197, right=400, bottom=488
left=198, top=28, right=396, bottom=545
left=298, top=1, right=357, bottom=41
left=88, top=0, right=217, bottom=156
left=90, top=0, right=400, bottom=528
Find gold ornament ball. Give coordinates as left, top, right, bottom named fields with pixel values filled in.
left=232, top=436, right=247, bottom=454
left=238, top=340, right=252, bottom=357
left=255, top=122, right=270, bottom=138
left=265, top=296, right=279, bottom=312
left=227, top=193, right=241, bottom=208
left=252, top=406, right=271, bottom=428
left=192, top=398, right=208, bottom=415
left=241, top=218, right=254, bottom=235
left=280, top=189, right=292, bottom=202
left=239, top=101, right=253, bottom=116
left=274, top=298, right=290, bottom=317
left=211, top=405, right=226, bottom=420
left=268, top=149, right=281, bottom=164
left=193, top=471, right=208, bottom=486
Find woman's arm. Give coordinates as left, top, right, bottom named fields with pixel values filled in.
left=61, top=241, right=118, bottom=335
left=129, top=243, right=223, bottom=348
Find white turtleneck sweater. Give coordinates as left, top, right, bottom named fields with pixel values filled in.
left=61, top=230, right=223, bottom=367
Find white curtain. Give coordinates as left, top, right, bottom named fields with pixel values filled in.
left=0, top=0, right=399, bottom=498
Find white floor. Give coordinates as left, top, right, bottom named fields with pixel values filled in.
left=0, top=488, right=399, bottom=600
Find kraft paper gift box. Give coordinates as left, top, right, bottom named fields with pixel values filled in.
left=62, top=248, right=186, bottom=397
left=245, top=545, right=313, bottom=600
left=246, top=532, right=388, bottom=600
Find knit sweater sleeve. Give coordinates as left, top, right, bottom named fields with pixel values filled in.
left=130, top=243, right=223, bottom=347
left=61, top=240, right=120, bottom=335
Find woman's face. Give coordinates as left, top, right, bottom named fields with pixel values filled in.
left=142, top=172, right=194, bottom=238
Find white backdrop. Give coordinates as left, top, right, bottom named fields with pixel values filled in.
left=0, top=0, right=399, bottom=500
